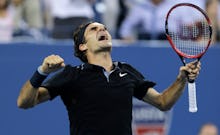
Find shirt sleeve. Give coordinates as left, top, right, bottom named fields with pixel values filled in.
left=133, top=80, right=156, bottom=100
left=41, top=65, right=78, bottom=100
left=121, top=63, right=156, bottom=100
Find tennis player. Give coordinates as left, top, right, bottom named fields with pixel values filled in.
left=17, top=22, right=201, bottom=135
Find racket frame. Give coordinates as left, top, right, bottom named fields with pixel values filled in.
left=165, top=3, right=212, bottom=59
left=164, top=3, right=213, bottom=113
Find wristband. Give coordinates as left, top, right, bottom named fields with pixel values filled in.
left=37, top=66, right=49, bottom=76
left=30, top=69, right=48, bottom=88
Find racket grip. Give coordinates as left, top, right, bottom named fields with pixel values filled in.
left=188, top=82, right=198, bottom=112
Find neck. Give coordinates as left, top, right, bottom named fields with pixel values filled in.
left=87, top=51, right=113, bottom=72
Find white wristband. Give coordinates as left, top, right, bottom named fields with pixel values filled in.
left=37, top=66, right=49, bottom=76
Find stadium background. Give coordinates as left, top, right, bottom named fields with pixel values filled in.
left=0, top=40, right=219, bottom=135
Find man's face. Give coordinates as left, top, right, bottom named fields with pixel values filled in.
left=81, top=22, right=112, bottom=53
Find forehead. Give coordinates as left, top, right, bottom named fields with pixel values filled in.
left=85, top=23, right=105, bottom=31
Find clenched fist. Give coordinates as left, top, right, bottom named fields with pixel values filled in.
left=179, top=61, right=201, bottom=81
left=39, top=54, right=65, bottom=74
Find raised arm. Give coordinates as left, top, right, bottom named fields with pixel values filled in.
left=17, top=54, right=65, bottom=109
left=142, top=61, right=201, bottom=111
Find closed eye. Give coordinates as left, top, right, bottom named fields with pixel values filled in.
left=90, top=26, right=107, bottom=31
left=90, top=27, right=97, bottom=31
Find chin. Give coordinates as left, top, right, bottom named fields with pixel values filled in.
left=97, top=45, right=112, bottom=53
left=99, top=41, right=112, bottom=47
left=105, top=43, right=112, bottom=47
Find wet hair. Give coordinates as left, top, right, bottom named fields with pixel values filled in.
left=73, top=22, right=93, bottom=62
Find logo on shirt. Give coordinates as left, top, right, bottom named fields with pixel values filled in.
left=119, top=72, right=127, bottom=77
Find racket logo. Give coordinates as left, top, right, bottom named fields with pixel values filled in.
left=178, top=21, right=206, bottom=41
left=119, top=72, right=127, bottom=77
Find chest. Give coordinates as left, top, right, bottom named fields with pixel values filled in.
left=62, top=70, right=135, bottom=110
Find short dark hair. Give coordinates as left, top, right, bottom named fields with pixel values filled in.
left=73, top=22, right=93, bottom=62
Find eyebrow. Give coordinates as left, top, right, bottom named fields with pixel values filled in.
left=90, top=26, right=97, bottom=30
left=89, top=24, right=107, bottom=30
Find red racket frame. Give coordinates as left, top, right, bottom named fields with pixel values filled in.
left=165, top=3, right=212, bottom=59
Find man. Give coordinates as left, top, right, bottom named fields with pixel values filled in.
left=198, top=123, right=219, bottom=135
left=119, top=0, right=170, bottom=41
left=17, top=22, right=201, bottom=135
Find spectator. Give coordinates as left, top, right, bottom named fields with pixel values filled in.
left=205, top=0, right=220, bottom=43
left=101, top=0, right=120, bottom=38
left=206, top=0, right=219, bottom=43
left=176, top=0, right=205, bottom=9
left=44, top=0, right=95, bottom=39
left=98, top=0, right=131, bottom=39
left=119, top=0, right=173, bottom=42
left=198, top=123, right=218, bottom=135
left=218, top=1, right=220, bottom=42
left=176, top=0, right=216, bottom=44
left=0, top=0, right=14, bottom=42
left=11, top=0, right=44, bottom=40
left=115, top=0, right=129, bottom=39
left=119, top=0, right=207, bottom=42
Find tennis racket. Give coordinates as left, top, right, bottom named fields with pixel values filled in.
left=165, top=3, right=212, bottom=112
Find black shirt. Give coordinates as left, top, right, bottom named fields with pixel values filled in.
left=42, top=62, right=156, bottom=135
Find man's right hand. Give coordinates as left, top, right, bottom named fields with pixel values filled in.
left=40, top=54, right=65, bottom=74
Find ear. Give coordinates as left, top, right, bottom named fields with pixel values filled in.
left=79, top=44, right=87, bottom=51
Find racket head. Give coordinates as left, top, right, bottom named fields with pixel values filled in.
left=165, top=3, right=212, bottom=59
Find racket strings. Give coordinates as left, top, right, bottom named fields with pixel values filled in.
left=171, top=21, right=209, bottom=55
left=167, top=6, right=210, bottom=56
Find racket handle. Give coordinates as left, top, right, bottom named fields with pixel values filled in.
left=188, top=82, right=198, bottom=113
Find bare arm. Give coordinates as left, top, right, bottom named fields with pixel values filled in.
left=17, top=81, right=50, bottom=109
left=17, top=54, right=65, bottom=109
left=143, top=61, right=201, bottom=111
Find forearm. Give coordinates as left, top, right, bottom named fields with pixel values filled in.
left=17, top=81, right=39, bottom=109
left=17, top=55, right=65, bottom=109
left=17, top=68, right=48, bottom=108
left=160, top=75, right=187, bottom=110
left=143, top=62, right=200, bottom=111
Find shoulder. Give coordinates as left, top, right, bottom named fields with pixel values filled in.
left=52, top=64, right=82, bottom=78
left=63, top=64, right=82, bottom=72
left=119, top=62, right=144, bottom=79
left=120, top=62, right=136, bottom=70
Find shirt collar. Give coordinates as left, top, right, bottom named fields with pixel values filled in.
left=81, top=61, right=121, bottom=71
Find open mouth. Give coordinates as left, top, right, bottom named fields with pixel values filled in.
left=98, top=35, right=108, bottom=41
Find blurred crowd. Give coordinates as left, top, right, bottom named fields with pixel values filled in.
left=0, top=0, right=219, bottom=44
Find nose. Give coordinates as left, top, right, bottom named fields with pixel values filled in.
left=99, top=27, right=105, bottom=31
